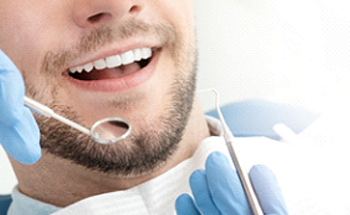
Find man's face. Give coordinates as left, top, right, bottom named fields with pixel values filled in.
left=0, top=1, right=197, bottom=177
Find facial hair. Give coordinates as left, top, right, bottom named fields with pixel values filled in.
left=25, top=19, right=198, bottom=177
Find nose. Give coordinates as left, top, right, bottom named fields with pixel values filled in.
left=72, top=1, right=143, bottom=28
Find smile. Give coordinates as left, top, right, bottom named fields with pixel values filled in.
left=68, top=47, right=153, bottom=81
left=64, top=46, right=160, bottom=92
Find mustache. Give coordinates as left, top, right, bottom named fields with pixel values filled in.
left=41, top=19, right=177, bottom=75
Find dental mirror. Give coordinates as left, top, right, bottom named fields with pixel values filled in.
left=90, top=117, right=131, bottom=144
left=24, top=96, right=131, bottom=144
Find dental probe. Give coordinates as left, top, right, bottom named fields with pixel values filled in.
left=198, top=89, right=264, bottom=215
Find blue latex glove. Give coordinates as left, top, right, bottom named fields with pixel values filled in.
left=0, top=49, right=41, bottom=164
left=175, top=152, right=288, bottom=215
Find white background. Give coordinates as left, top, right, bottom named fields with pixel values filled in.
left=2, top=0, right=350, bottom=194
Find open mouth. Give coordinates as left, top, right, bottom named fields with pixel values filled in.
left=68, top=47, right=154, bottom=81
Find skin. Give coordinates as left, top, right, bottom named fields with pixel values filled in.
left=1, top=0, right=211, bottom=207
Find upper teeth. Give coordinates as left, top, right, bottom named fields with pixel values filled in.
left=69, top=47, right=152, bottom=74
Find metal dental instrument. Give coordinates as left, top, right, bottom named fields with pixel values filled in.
left=24, top=96, right=131, bottom=144
left=198, top=89, right=264, bottom=215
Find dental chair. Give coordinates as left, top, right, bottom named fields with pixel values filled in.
left=206, top=99, right=319, bottom=140
left=0, top=99, right=319, bottom=215
left=0, top=196, right=11, bottom=215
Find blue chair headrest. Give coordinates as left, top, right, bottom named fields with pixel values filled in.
left=206, top=99, right=320, bottom=140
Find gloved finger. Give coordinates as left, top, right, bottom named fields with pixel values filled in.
left=0, top=108, right=41, bottom=164
left=189, top=169, right=221, bottom=215
left=0, top=49, right=26, bottom=126
left=249, top=165, right=288, bottom=215
left=0, top=50, right=41, bottom=164
left=175, top=194, right=201, bottom=215
left=205, top=152, right=251, bottom=215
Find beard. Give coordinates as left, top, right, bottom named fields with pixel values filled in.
left=26, top=19, right=198, bottom=177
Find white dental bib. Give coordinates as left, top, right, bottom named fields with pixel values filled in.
left=50, top=117, right=228, bottom=215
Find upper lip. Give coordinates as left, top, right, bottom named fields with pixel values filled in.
left=63, top=42, right=161, bottom=74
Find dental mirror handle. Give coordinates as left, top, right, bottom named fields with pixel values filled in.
left=24, top=96, right=90, bottom=135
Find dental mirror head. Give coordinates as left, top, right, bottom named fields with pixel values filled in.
left=24, top=96, right=132, bottom=144
left=90, top=117, right=131, bottom=144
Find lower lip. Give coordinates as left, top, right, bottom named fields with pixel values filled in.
left=64, top=51, right=160, bottom=92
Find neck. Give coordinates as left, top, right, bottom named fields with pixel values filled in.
left=9, top=97, right=210, bottom=207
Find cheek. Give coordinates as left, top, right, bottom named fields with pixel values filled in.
left=161, top=1, right=195, bottom=50
left=0, top=1, right=77, bottom=102
left=151, top=0, right=195, bottom=36
left=0, top=1, right=75, bottom=74
left=0, top=3, right=44, bottom=66
left=163, top=1, right=194, bottom=26
left=0, top=7, right=52, bottom=102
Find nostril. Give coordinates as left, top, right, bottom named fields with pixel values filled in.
left=129, top=5, right=141, bottom=15
left=85, top=6, right=140, bottom=24
left=88, top=13, right=105, bottom=23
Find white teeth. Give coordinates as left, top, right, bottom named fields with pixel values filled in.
left=69, top=47, right=153, bottom=74
left=133, top=49, right=142, bottom=61
left=84, top=63, right=94, bottom=72
left=106, top=55, right=122, bottom=68
left=93, top=59, right=107, bottom=70
left=121, top=50, right=134, bottom=65
left=76, top=66, right=84, bottom=73
left=141, top=48, right=152, bottom=59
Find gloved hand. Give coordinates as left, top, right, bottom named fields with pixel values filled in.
left=175, top=151, right=288, bottom=215
left=0, top=49, right=41, bottom=164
